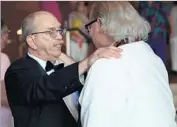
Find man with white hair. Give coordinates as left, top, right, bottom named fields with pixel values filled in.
left=79, top=2, right=177, bottom=127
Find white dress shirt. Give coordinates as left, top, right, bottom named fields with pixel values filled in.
left=79, top=41, right=177, bottom=127
left=28, top=53, right=83, bottom=121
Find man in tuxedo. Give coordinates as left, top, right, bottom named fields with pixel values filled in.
left=4, top=11, right=121, bottom=127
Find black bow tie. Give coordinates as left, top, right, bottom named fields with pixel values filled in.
left=45, top=61, right=64, bottom=72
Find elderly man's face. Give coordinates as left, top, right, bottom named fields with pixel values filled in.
left=30, top=13, right=64, bottom=60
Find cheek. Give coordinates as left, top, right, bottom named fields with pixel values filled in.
left=89, top=29, right=99, bottom=48
left=49, top=40, right=61, bottom=55
left=40, top=36, right=52, bottom=49
left=36, top=38, right=47, bottom=49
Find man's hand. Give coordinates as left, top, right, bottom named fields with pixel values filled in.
left=78, top=46, right=122, bottom=75
left=58, top=52, right=75, bottom=65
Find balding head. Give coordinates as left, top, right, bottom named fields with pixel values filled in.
left=22, top=11, right=64, bottom=62
left=21, top=11, right=59, bottom=40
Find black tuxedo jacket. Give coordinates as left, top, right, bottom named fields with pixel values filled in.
left=5, top=55, right=83, bottom=127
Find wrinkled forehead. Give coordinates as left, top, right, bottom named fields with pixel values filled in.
left=34, top=13, right=61, bottom=31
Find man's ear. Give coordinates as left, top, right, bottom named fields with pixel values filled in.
left=26, top=35, right=38, bottom=50
left=96, top=17, right=102, bottom=32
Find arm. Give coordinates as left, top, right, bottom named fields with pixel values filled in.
left=58, top=52, right=88, bottom=76
left=58, top=52, right=75, bottom=65
left=5, top=60, right=83, bottom=105
left=1, top=54, right=10, bottom=107
left=58, top=53, right=86, bottom=84
left=79, top=59, right=128, bottom=127
left=59, top=46, right=122, bottom=76
left=1, top=80, right=9, bottom=107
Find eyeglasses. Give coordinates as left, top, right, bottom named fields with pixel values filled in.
left=31, top=28, right=66, bottom=38
left=85, top=19, right=97, bottom=33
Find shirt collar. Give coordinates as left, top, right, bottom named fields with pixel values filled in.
left=28, top=52, right=47, bottom=70
left=27, top=53, right=64, bottom=75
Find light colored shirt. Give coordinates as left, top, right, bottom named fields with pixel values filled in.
left=79, top=41, right=177, bottom=127
left=28, top=53, right=83, bottom=121
left=0, top=52, right=13, bottom=127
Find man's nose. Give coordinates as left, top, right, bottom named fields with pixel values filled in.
left=55, top=33, right=63, bottom=40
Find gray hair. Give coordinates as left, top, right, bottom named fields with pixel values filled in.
left=21, top=13, right=36, bottom=40
left=90, top=2, right=151, bottom=42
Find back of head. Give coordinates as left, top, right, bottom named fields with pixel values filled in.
left=90, top=1, right=151, bottom=42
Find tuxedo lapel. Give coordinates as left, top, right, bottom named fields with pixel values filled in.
left=25, top=54, right=47, bottom=75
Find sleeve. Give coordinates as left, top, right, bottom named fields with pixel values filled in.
left=5, top=61, right=83, bottom=105
left=79, top=59, right=129, bottom=127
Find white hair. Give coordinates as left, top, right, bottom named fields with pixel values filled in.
left=90, top=2, right=151, bottom=42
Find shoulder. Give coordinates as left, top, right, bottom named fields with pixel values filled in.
left=89, top=58, right=123, bottom=75
left=5, top=57, right=42, bottom=83
left=7, top=57, right=38, bottom=73
left=93, top=58, right=119, bottom=67
left=1, top=52, right=10, bottom=63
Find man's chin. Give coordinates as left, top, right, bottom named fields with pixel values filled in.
left=53, top=52, right=62, bottom=59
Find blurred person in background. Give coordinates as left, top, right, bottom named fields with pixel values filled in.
left=79, top=2, right=176, bottom=127
left=170, top=1, right=177, bottom=74
left=40, top=1, right=63, bottom=23
left=1, top=19, right=13, bottom=127
left=139, top=1, right=172, bottom=64
left=68, top=1, right=89, bottom=61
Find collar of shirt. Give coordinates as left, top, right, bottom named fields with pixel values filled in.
left=27, top=52, right=62, bottom=75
